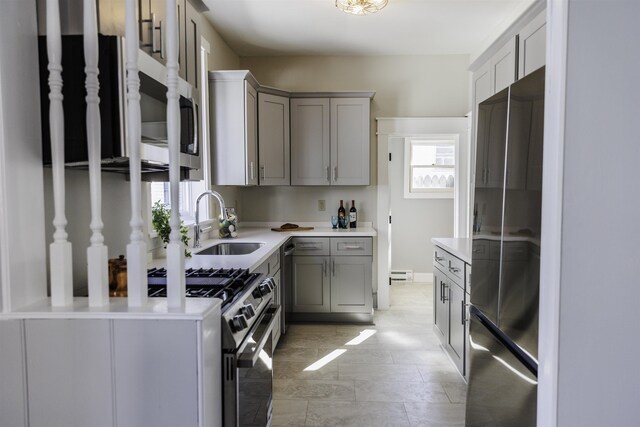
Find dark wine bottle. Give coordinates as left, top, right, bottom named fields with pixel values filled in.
left=338, top=200, right=346, bottom=229
left=349, top=200, right=357, bottom=228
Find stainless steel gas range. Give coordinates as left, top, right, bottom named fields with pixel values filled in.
left=148, top=268, right=280, bottom=427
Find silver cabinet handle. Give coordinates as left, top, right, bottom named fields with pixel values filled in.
left=332, top=259, right=336, bottom=276
left=342, top=245, right=363, bottom=250
left=250, top=161, right=255, bottom=181
left=442, top=284, right=449, bottom=302
left=333, top=166, right=338, bottom=182
left=440, top=281, right=444, bottom=303
left=299, top=243, right=321, bottom=249
left=260, top=165, right=265, bottom=180
left=449, top=266, right=460, bottom=273
left=326, top=166, right=330, bottom=182
left=435, top=256, right=445, bottom=262
left=323, top=259, right=327, bottom=277
left=462, top=300, right=466, bottom=325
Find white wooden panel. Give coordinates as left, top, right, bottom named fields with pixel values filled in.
left=519, top=10, right=546, bottom=79
left=25, top=319, right=114, bottom=427
left=491, top=37, right=517, bottom=93
left=113, top=320, right=199, bottom=427
left=290, top=98, right=330, bottom=185
left=330, top=256, right=373, bottom=313
left=0, top=320, right=27, bottom=427
left=258, top=93, right=290, bottom=186
left=330, top=98, right=370, bottom=185
left=201, top=307, right=222, bottom=427
left=245, top=81, right=258, bottom=185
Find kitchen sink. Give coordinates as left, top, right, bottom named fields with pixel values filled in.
left=195, top=242, right=264, bottom=256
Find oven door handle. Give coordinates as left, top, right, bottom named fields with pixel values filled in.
left=237, top=305, right=281, bottom=368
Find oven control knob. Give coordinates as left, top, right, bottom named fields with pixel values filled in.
left=231, top=314, right=248, bottom=332
left=240, top=304, right=255, bottom=319
left=259, top=282, right=272, bottom=296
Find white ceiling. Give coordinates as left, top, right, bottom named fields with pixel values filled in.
left=201, top=0, right=535, bottom=58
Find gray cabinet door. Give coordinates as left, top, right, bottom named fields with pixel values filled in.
left=290, top=98, right=331, bottom=185
left=258, top=93, right=290, bottom=186
left=330, top=256, right=373, bottom=313
left=448, top=281, right=465, bottom=375
left=292, top=256, right=330, bottom=312
left=330, top=98, right=370, bottom=185
left=518, top=10, right=546, bottom=79
left=433, top=267, right=448, bottom=344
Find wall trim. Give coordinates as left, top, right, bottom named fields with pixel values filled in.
left=537, top=3, right=565, bottom=427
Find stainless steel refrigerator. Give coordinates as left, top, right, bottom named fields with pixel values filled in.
left=466, top=67, right=544, bottom=426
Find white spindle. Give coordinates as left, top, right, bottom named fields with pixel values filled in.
left=165, top=0, right=185, bottom=309
left=125, top=0, right=148, bottom=307
left=84, top=0, right=109, bottom=307
left=47, top=0, right=73, bottom=307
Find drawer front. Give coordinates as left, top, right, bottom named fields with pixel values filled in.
left=447, top=255, right=465, bottom=283
left=434, top=246, right=448, bottom=271
left=292, top=238, right=330, bottom=256
left=331, top=237, right=372, bottom=256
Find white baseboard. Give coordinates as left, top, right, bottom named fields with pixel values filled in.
left=413, top=273, right=433, bottom=284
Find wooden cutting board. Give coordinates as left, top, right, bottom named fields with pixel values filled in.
left=271, top=226, right=315, bottom=232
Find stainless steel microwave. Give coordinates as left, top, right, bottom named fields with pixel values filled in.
left=38, top=35, right=201, bottom=178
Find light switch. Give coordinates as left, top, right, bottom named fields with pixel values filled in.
left=318, top=200, right=326, bottom=211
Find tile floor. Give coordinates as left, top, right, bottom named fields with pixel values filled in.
left=272, top=282, right=467, bottom=426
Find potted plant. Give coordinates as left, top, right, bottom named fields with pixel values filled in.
left=151, top=201, right=192, bottom=258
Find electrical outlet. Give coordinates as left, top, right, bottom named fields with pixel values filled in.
left=318, top=200, right=326, bottom=211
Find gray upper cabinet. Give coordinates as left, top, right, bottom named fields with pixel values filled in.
left=290, top=98, right=331, bottom=186
left=209, top=71, right=259, bottom=186
left=291, top=97, right=371, bottom=186
left=330, top=98, right=370, bottom=185
left=518, top=10, right=546, bottom=79
left=258, top=93, right=291, bottom=186
left=184, top=0, right=201, bottom=91
left=490, top=37, right=518, bottom=94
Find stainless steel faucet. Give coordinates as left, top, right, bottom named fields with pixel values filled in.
left=194, top=190, right=228, bottom=248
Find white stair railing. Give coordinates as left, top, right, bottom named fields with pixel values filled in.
left=47, top=0, right=73, bottom=307
left=164, top=0, right=186, bottom=309
left=84, top=0, right=109, bottom=307
left=124, top=0, right=149, bottom=307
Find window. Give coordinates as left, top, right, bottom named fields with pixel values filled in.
left=404, top=136, right=458, bottom=199
left=149, top=40, right=211, bottom=225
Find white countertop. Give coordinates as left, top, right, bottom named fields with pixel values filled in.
left=431, top=237, right=472, bottom=264
left=161, top=224, right=377, bottom=272
left=3, top=297, right=222, bottom=320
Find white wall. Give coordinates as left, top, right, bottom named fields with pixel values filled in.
left=539, top=1, right=640, bottom=425
left=0, top=1, right=47, bottom=312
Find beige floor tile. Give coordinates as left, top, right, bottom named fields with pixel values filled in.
left=317, top=347, right=394, bottom=364
left=355, top=380, right=450, bottom=403
left=418, top=365, right=466, bottom=384
left=390, top=350, right=452, bottom=366
left=403, top=402, right=466, bottom=426
left=285, top=324, right=338, bottom=336
left=275, top=347, right=320, bottom=363
left=271, top=399, right=308, bottom=426
left=274, top=360, right=339, bottom=380
left=274, top=379, right=355, bottom=401
left=442, top=382, right=467, bottom=403
left=305, top=401, right=410, bottom=427
left=338, top=363, right=422, bottom=382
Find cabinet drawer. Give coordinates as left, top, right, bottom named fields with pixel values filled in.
left=292, top=238, right=330, bottom=256
left=447, top=255, right=465, bottom=283
left=434, top=247, right=448, bottom=271
left=331, top=238, right=372, bottom=256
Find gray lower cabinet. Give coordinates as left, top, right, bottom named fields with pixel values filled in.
left=433, top=245, right=470, bottom=379
left=291, top=237, right=373, bottom=320
left=330, top=256, right=373, bottom=313
left=292, top=255, right=331, bottom=313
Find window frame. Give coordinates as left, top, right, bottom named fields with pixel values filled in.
left=403, top=135, right=459, bottom=199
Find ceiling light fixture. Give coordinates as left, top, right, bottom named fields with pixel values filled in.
left=335, top=0, right=388, bottom=15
